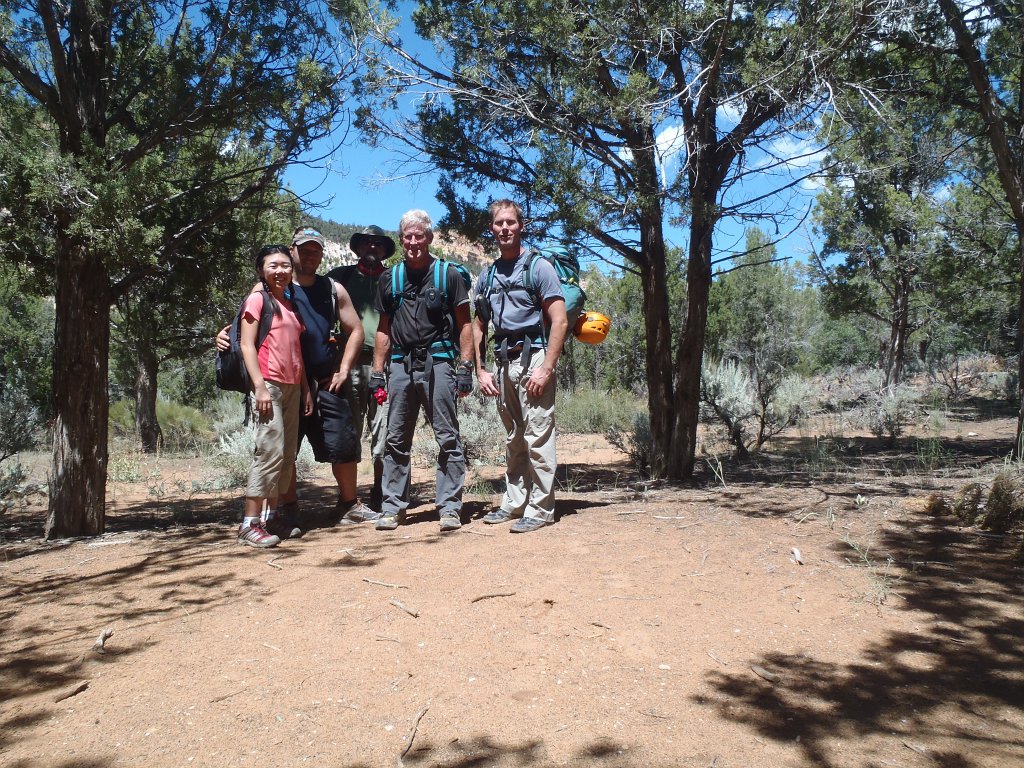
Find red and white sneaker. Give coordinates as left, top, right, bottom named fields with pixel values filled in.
left=237, top=521, right=280, bottom=548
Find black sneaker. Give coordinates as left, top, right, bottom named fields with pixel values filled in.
left=266, top=512, right=303, bottom=540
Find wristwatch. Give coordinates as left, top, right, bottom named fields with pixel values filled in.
left=459, top=359, right=474, bottom=371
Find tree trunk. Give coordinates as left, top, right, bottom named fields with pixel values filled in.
left=1016, top=232, right=1024, bottom=458
left=670, top=201, right=715, bottom=480
left=45, top=238, right=111, bottom=538
left=134, top=339, right=162, bottom=453
left=637, top=215, right=674, bottom=479
left=883, top=277, right=911, bottom=388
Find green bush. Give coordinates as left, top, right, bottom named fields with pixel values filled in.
left=157, top=399, right=213, bottom=452
left=605, top=412, right=653, bottom=478
left=109, top=397, right=213, bottom=452
left=557, top=386, right=645, bottom=434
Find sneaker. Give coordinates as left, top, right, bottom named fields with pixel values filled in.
left=509, top=517, right=551, bottom=534
left=266, top=512, right=303, bottom=540
left=439, top=513, right=462, bottom=532
left=337, top=501, right=384, bottom=526
left=237, top=522, right=281, bottom=548
left=375, top=513, right=399, bottom=531
left=482, top=508, right=514, bottom=525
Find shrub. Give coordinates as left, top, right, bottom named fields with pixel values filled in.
left=109, top=397, right=213, bottom=452
left=157, top=399, right=213, bottom=452
left=605, top=412, right=653, bottom=478
left=980, top=473, right=1024, bottom=533
left=456, top=393, right=506, bottom=464
left=0, top=371, right=42, bottom=461
left=0, top=461, right=29, bottom=514
left=557, top=386, right=645, bottom=434
left=865, top=385, right=919, bottom=445
left=951, top=482, right=985, bottom=525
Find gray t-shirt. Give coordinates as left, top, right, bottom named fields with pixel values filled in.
left=474, top=250, right=564, bottom=336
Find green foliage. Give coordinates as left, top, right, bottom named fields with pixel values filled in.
left=0, top=264, right=54, bottom=418
left=865, top=386, right=920, bottom=445
left=605, top=412, right=653, bottom=479
left=703, top=228, right=813, bottom=453
left=109, top=398, right=214, bottom=453
left=556, top=386, right=646, bottom=435
left=0, top=461, right=29, bottom=513
left=0, top=371, right=42, bottom=462
left=455, top=393, right=506, bottom=465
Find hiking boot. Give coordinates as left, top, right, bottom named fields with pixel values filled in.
left=375, top=513, right=399, bottom=531
left=266, top=512, right=303, bottom=540
left=482, top=508, right=514, bottom=525
left=337, top=500, right=384, bottom=526
left=237, top=521, right=281, bottom=548
left=439, top=513, right=462, bottom=532
left=509, top=517, right=552, bottom=534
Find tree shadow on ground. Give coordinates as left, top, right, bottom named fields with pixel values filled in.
left=0, top=526, right=290, bottom=753
left=694, top=507, right=1024, bottom=767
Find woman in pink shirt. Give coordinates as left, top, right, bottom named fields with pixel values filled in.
left=237, top=245, right=313, bottom=547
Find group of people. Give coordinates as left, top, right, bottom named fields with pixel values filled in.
left=225, top=199, right=568, bottom=548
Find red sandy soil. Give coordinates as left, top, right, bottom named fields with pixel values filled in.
left=2, top=426, right=1022, bottom=768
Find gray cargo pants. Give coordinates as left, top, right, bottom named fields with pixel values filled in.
left=380, top=354, right=465, bottom=519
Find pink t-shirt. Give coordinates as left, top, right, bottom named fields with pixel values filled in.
left=242, top=292, right=304, bottom=386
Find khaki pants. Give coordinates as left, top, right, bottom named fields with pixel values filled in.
left=494, top=348, right=556, bottom=522
left=246, top=381, right=300, bottom=500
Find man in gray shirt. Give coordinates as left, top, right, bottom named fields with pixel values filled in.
left=473, top=199, right=568, bottom=533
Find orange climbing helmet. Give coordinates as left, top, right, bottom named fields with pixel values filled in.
left=573, top=310, right=611, bottom=344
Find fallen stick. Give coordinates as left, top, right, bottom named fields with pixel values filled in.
left=608, top=595, right=656, bottom=601
left=266, top=557, right=283, bottom=570
left=470, top=591, right=516, bottom=603
left=463, top=528, right=495, bottom=537
left=209, top=688, right=246, bottom=704
left=390, top=599, right=419, bottom=618
left=365, top=578, right=408, bottom=589
left=640, top=710, right=671, bottom=719
left=54, top=681, right=89, bottom=703
left=706, top=650, right=727, bottom=666
left=399, top=707, right=429, bottom=763
left=376, top=634, right=401, bottom=643
left=92, top=628, right=114, bottom=654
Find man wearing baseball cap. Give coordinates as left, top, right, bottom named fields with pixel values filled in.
left=326, top=225, right=397, bottom=515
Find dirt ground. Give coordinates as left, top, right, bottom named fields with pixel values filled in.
left=2, top=420, right=1023, bottom=768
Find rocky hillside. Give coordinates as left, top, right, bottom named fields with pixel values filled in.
left=320, top=229, right=493, bottom=275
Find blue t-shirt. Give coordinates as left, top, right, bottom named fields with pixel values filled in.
left=474, top=250, right=563, bottom=336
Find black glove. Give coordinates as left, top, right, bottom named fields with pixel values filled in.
left=369, top=371, right=387, bottom=405
left=456, top=361, right=473, bottom=395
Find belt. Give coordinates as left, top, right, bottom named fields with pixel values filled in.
left=494, top=337, right=532, bottom=366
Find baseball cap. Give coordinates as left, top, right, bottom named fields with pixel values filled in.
left=349, top=225, right=396, bottom=257
left=292, top=227, right=325, bottom=248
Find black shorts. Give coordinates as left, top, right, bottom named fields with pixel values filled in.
left=301, top=387, right=360, bottom=464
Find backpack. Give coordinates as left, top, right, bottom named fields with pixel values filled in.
left=389, top=259, right=473, bottom=361
left=482, top=246, right=587, bottom=337
left=216, top=288, right=275, bottom=393
left=391, top=258, right=473, bottom=309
